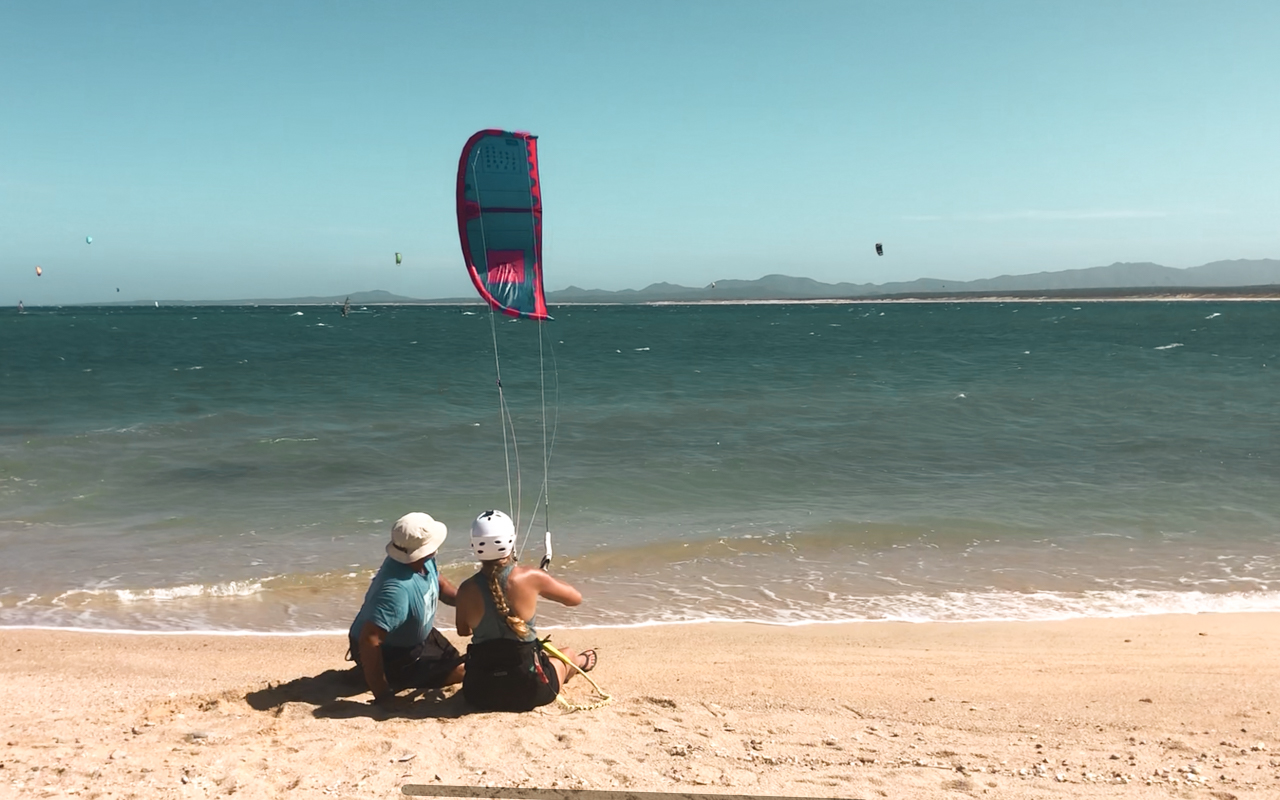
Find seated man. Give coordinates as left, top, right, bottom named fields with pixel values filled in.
left=348, top=512, right=464, bottom=706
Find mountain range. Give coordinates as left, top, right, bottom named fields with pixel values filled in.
left=548, top=259, right=1280, bottom=303
left=100, top=258, right=1280, bottom=306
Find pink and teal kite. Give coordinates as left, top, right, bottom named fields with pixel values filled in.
left=456, top=129, right=549, bottom=320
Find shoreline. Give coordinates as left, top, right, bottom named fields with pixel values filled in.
left=5, top=613, right=1278, bottom=798
left=7, top=580, right=1280, bottom=634
left=7, top=600, right=1280, bottom=637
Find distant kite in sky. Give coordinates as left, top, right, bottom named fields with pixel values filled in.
left=86, top=236, right=93, bottom=244
left=35, top=266, right=42, bottom=277
left=875, top=243, right=884, bottom=256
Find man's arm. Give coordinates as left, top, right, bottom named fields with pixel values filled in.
left=357, top=621, right=393, bottom=702
left=438, top=573, right=459, bottom=607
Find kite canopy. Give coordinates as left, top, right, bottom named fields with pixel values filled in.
left=456, top=129, right=548, bottom=320
left=875, top=243, right=884, bottom=256
left=86, top=236, right=93, bottom=244
left=395, top=252, right=402, bottom=265
left=35, top=266, right=42, bottom=277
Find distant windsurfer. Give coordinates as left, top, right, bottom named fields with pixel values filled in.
left=17, top=300, right=24, bottom=313
left=348, top=513, right=464, bottom=708
left=455, top=510, right=597, bottom=711
left=342, top=297, right=350, bottom=317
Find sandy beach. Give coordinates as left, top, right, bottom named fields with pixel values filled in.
left=1, top=614, right=1277, bottom=799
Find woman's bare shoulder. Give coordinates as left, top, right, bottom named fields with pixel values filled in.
left=508, top=564, right=541, bottom=582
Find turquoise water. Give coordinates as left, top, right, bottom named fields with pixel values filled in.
left=1, top=301, right=1278, bottom=631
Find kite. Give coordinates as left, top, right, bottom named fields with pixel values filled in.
left=457, top=128, right=555, bottom=571
left=86, top=236, right=93, bottom=244
left=456, top=129, right=548, bottom=320
left=35, top=266, right=42, bottom=277
left=875, top=243, right=884, bottom=256
left=395, top=252, right=402, bottom=265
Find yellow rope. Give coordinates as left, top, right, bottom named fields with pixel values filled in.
left=541, top=639, right=611, bottom=711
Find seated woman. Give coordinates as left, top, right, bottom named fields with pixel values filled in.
left=455, top=510, right=597, bottom=711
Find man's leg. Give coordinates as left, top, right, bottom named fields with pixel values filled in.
left=392, top=628, right=465, bottom=690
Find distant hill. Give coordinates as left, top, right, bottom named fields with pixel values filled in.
left=86, top=258, right=1280, bottom=306
left=548, top=259, right=1280, bottom=302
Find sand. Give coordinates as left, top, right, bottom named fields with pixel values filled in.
left=2, top=613, right=1278, bottom=799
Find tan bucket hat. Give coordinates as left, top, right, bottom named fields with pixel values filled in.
left=386, top=512, right=447, bottom=564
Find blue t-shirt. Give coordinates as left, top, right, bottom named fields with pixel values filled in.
left=349, top=556, right=440, bottom=650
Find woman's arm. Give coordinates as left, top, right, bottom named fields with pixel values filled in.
left=454, top=579, right=480, bottom=637
left=528, top=570, right=582, bottom=607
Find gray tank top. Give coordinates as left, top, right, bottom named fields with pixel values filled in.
left=470, top=563, right=538, bottom=644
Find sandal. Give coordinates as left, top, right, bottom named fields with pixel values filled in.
left=576, top=649, right=598, bottom=673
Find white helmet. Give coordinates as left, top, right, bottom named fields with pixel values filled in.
left=471, top=510, right=516, bottom=560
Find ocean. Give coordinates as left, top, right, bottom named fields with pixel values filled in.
left=2, top=300, right=1278, bottom=633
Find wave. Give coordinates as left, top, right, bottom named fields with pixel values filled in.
left=3, top=586, right=1278, bottom=635
left=51, top=580, right=268, bottom=605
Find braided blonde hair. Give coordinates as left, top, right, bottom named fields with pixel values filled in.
left=481, top=556, right=528, bottom=638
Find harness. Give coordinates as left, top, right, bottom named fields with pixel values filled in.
left=540, top=638, right=611, bottom=712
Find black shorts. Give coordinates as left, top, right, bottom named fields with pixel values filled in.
left=462, top=638, right=561, bottom=712
left=351, top=627, right=464, bottom=691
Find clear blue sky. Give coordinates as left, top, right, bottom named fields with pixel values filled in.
left=4, top=1, right=1278, bottom=304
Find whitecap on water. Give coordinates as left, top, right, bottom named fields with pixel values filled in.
left=292, top=311, right=304, bottom=316
left=116, top=581, right=265, bottom=602
left=1206, top=312, right=1222, bottom=319
left=50, top=580, right=267, bottom=606
left=1155, top=343, right=1184, bottom=350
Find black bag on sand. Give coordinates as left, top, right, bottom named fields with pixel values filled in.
left=462, top=638, right=559, bottom=712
